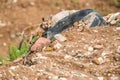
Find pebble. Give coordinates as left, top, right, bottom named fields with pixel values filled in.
left=54, top=34, right=67, bottom=42
left=54, top=42, right=62, bottom=49
left=0, top=62, right=2, bottom=65
left=116, top=27, right=120, bottom=30
left=87, top=46, right=94, bottom=52
left=13, top=0, right=17, bottom=3
left=98, top=77, right=104, bottom=80
left=0, top=20, right=7, bottom=27
left=64, top=54, right=72, bottom=59
left=93, top=44, right=103, bottom=49
left=3, top=42, right=7, bottom=46
left=9, top=66, right=18, bottom=70
left=93, top=57, right=105, bottom=65
left=31, top=37, right=51, bottom=51
left=108, top=12, right=120, bottom=22
left=116, top=46, right=120, bottom=54
left=110, top=20, right=117, bottom=25
left=0, top=34, right=3, bottom=38
left=59, top=77, right=67, bottom=80
left=101, top=50, right=110, bottom=57
left=10, top=33, right=16, bottom=39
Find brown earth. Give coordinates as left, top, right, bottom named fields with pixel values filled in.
left=0, top=26, right=120, bottom=80
left=0, top=0, right=120, bottom=58
left=0, top=0, right=120, bottom=80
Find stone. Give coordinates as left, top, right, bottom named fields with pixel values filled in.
left=110, top=20, right=117, bottom=25
left=108, top=12, right=120, bottom=22
left=0, top=62, right=2, bottom=65
left=64, top=54, right=72, bottom=59
left=98, top=77, right=104, bottom=80
left=10, top=33, right=16, bottom=39
left=116, top=27, right=120, bottom=30
left=93, top=57, right=105, bottom=65
left=93, top=44, right=103, bottom=49
left=54, top=34, right=67, bottom=42
left=31, top=37, right=51, bottom=51
left=0, top=34, right=3, bottom=38
left=87, top=46, right=94, bottom=52
left=116, top=46, right=120, bottom=54
left=59, top=77, right=67, bottom=80
left=54, top=42, right=62, bottom=49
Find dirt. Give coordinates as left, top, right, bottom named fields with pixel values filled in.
left=0, top=26, right=120, bottom=80
left=0, top=0, right=120, bottom=80
left=0, top=0, right=120, bottom=58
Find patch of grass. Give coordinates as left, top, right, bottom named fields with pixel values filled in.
left=55, top=1, right=61, bottom=6
left=8, top=42, right=28, bottom=61
left=71, top=0, right=78, bottom=3
left=0, top=56, right=3, bottom=63
left=0, top=35, right=39, bottom=64
left=116, top=21, right=120, bottom=27
left=111, top=0, right=120, bottom=7
left=31, top=36, right=39, bottom=44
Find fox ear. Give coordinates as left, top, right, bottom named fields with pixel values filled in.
left=42, top=17, right=45, bottom=22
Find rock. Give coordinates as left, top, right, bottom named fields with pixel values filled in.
left=13, top=0, right=17, bottom=3
left=0, top=20, right=7, bottom=27
left=93, top=44, right=103, bottom=49
left=9, top=66, right=18, bottom=70
left=84, top=51, right=93, bottom=57
left=0, top=62, right=2, bottom=65
left=98, top=77, right=104, bottom=80
left=110, top=20, right=117, bottom=25
left=31, top=37, right=51, bottom=51
left=54, top=34, right=67, bottom=42
left=116, top=46, right=120, bottom=54
left=101, top=50, right=111, bottom=57
left=116, top=27, right=120, bottom=30
left=64, top=54, right=72, bottom=59
left=0, top=34, right=3, bottom=38
left=87, top=46, right=94, bottom=52
left=3, top=42, right=7, bottom=46
left=54, top=42, right=62, bottom=50
left=30, top=2, right=35, bottom=6
left=108, top=12, right=120, bottom=22
left=59, top=77, right=67, bottom=80
left=48, top=75, right=59, bottom=80
left=10, top=33, right=16, bottom=39
left=93, top=57, right=105, bottom=65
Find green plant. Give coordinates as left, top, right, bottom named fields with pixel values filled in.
left=55, top=1, right=60, bottom=6
left=8, top=42, right=28, bottom=61
left=71, top=0, right=78, bottom=3
left=31, top=36, right=39, bottom=44
left=111, top=0, right=120, bottom=7
left=116, top=21, right=120, bottom=27
left=0, top=56, right=3, bottom=63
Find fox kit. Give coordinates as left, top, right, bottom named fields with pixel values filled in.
left=18, top=18, right=52, bottom=50
left=40, top=17, right=52, bottom=31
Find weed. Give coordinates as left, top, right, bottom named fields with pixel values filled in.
left=55, top=1, right=60, bottom=6
left=0, top=56, right=3, bottom=63
left=116, top=21, right=120, bottom=27
left=71, top=0, right=78, bottom=3
left=8, top=42, right=28, bottom=61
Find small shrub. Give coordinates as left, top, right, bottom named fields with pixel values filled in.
left=116, top=21, right=120, bottom=27
left=8, top=42, right=28, bottom=61
left=71, top=0, right=78, bottom=3
left=111, top=0, right=120, bottom=7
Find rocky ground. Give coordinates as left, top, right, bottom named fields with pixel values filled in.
left=0, top=25, right=120, bottom=80
left=0, top=0, right=120, bottom=80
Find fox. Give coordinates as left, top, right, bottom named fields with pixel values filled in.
left=18, top=18, right=52, bottom=50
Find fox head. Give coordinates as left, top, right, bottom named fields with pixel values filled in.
left=40, top=17, right=52, bottom=31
